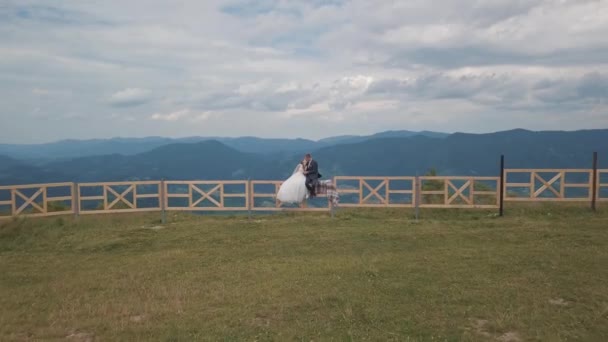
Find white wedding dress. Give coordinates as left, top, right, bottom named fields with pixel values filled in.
left=276, top=164, right=308, bottom=203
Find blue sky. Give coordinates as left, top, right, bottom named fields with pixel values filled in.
left=1, top=0, right=607, bottom=143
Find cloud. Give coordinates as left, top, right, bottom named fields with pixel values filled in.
left=0, top=0, right=607, bottom=143
left=150, top=109, right=214, bottom=122
left=150, top=109, right=191, bottom=121
left=365, top=68, right=608, bottom=113
left=108, top=88, right=151, bottom=107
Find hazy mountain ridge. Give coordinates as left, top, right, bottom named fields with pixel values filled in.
left=313, top=129, right=608, bottom=176
left=40, top=141, right=271, bottom=182
left=0, top=130, right=447, bottom=159
left=0, top=129, right=607, bottom=185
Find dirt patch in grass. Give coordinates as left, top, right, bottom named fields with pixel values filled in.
left=471, top=319, right=522, bottom=342
left=549, top=298, right=569, bottom=306
left=66, top=331, right=94, bottom=342
left=497, top=331, right=522, bottom=342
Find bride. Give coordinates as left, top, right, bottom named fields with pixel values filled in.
left=276, top=160, right=308, bottom=203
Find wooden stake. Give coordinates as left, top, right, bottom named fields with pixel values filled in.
left=160, top=179, right=166, bottom=224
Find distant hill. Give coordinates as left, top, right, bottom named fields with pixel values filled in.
left=312, top=129, right=608, bottom=176
left=0, top=138, right=177, bottom=161
left=216, top=137, right=316, bottom=155
left=0, top=155, right=23, bottom=169
left=317, top=130, right=448, bottom=146
left=1, top=129, right=607, bottom=185
left=40, top=141, right=279, bottom=182
left=0, top=130, right=447, bottom=160
left=0, top=154, right=65, bottom=185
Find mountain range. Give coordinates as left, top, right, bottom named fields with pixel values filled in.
left=0, top=129, right=607, bottom=185
left=0, top=130, right=448, bottom=160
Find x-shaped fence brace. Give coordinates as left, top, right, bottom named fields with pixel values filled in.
left=13, top=188, right=46, bottom=215
left=190, top=184, right=222, bottom=208
left=532, top=172, right=562, bottom=198
left=361, top=180, right=388, bottom=204
left=446, top=180, right=472, bottom=205
left=104, top=185, right=135, bottom=209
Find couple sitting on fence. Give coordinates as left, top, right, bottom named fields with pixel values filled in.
left=276, top=154, right=339, bottom=207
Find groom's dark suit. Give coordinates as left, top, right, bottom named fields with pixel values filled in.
left=305, top=159, right=320, bottom=197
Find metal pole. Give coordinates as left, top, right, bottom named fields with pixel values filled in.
left=499, top=155, right=505, bottom=217
left=591, top=152, right=598, bottom=212
left=160, top=178, right=166, bottom=224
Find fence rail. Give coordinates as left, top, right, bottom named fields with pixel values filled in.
left=504, top=169, right=594, bottom=202
left=334, top=176, right=415, bottom=207
left=599, top=169, right=608, bottom=202
left=78, top=181, right=162, bottom=214
left=419, top=176, right=500, bottom=209
left=165, top=180, right=249, bottom=211
left=0, top=182, right=74, bottom=218
left=1, top=168, right=607, bottom=220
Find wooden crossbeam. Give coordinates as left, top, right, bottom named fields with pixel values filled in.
left=447, top=180, right=472, bottom=205
left=361, top=180, right=387, bottom=204
left=15, top=188, right=45, bottom=215
left=533, top=173, right=561, bottom=198
left=191, top=184, right=221, bottom=208
left=106, top=185, right=135, bottom=209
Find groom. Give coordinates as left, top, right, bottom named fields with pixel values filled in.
left=304, top=153, right=321, bottom=198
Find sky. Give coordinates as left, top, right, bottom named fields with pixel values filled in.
left=1, top=0, right=607, bottom=143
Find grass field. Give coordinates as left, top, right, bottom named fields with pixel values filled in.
left=1, top=205, right=607, bottom=341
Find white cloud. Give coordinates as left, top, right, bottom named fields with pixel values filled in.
left=150, top=109, right=191, bottom=121
left=0, top=0, right=607, bottom=143
left=150, top=109, right=214, bottom=122
left=109, top=88, right=151, bottom=107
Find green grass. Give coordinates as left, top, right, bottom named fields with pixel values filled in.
left=1, top=205, right=607, bottom=341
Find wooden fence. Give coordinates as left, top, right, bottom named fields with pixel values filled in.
left=418, top=176, right=500, bottom=209
left=0, top=169, right=606, bottom=219
left=0, top=182, right=74, bottom=218
left=78, top=181, right=162, bottom=214
left=599, top=169, right=608, bottom=202
left=334, top=176, right=415, bottom=207
left=165, top=180, right=249, bottom=211
left=504, top=169, right=596, bottom=202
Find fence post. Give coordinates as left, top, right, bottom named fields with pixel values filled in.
left=10, top=187, right=16, bottom=217
left=72, top=182, right=80, bottom=219
left=499, top=155, right=505, bottom=217
left=247, top=178, right=252, bottom=220
left=160, top=179, right=166, bottom=224
left=414, top=174, right=420, bottom=221
left=591, top=152, right=598, bottom=212
left=330, top=177, right=336, bottom=218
